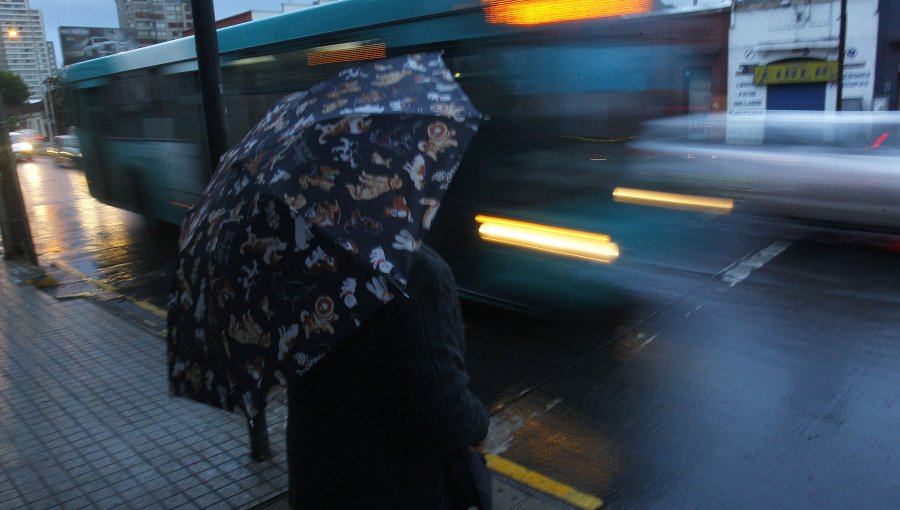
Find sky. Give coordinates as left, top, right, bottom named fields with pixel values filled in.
left=29, top=0, right=299, bottom=64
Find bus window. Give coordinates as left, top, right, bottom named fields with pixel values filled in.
left=104, top=72, right=153, bottom=138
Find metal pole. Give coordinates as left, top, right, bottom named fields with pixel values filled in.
left=190, top=0, right=229, bottom=179
left=190, top=0, right=270, bottom=461
left=43, top=84, right=55, bottom=143
left=835, top=0, right=847, bottom=111
left=0, top=100, right=36, bottom=264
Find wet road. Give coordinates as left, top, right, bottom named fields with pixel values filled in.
left=15, top=156, right=900, bottom=509
left=16, top=157, right=180, bottom=307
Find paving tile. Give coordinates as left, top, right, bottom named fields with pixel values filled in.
left=174, top=474, right=203, bottom=493
left=140, top=475, right=171, bottom=493
left=184, top=481, right=211, bottom=501
left=122, top=492, right=160, bottom=508
left=86, top=486, right=123, bottom=509
left=204, top=499, right=234, bottom=510
left=58, top=493, right=92, bottom=509
left=27, top=495, right=60, bottom=510
left=118, top=454, right=144, bottom=469
left=165, top=492, right=191, bottom=508
left=212, top=479, right=243, bottom=500
left=53, top=485, right=85, bottom=504
left=16, top=479, right=45, bottom=498
left=0, top=488, right=21, bottom=505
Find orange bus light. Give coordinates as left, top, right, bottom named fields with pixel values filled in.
left=475, top=215, right=619, bottom=263
left=483, top=0, right=652, bottom=25
left=612, top=187, right=734, bottom=212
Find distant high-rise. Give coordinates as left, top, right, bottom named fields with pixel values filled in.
left=116, top=0, right=193, bottom=46
left=0, top=0, right=56, bottom=101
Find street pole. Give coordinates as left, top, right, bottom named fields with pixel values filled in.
left=191, top=0, right=229, bottom=180
left=190, top=0, right=269, bottom=461
left=42, top=84, right=56, bottom=143
left=835, top=0, right=847, bottom=111
left=0, top=99, right=37, bottom=264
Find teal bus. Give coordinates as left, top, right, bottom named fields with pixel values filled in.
left=64, top=0, right=729, bottom=311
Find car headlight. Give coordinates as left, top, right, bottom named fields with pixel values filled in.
left=20, top=142, right=32, bottom=152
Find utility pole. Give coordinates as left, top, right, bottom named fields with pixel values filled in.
left=42, top=83, right=56, bottom=143
left=191, top=0, right=229, bottom=180
left=0, top=99, right=37, bottom=264
left=835, top=0, right=847, bottom=111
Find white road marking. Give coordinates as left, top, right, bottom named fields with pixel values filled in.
left=545, top=398, right=563, bottom=411
left=637, top=333, right=658, bottom=350
left=721, top=240, right=791, bottom=287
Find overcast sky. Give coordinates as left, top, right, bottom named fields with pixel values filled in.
left=30, top=0, right=296, bottom=64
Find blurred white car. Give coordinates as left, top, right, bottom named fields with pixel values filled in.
left=9, top=131, right=33, bottom=161
left=621, top=111, right=900, bottom=230
left=50, top=134, right=82, bottom=168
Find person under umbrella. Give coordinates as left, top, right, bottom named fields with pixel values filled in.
left=287, top=242, right=490, bottom=509
left=167, top=52, right=490, bottom=506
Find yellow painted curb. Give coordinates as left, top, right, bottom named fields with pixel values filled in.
left=49, top=260, right=168, bottom=320
left=484, top=452, right=603, bottom=509
left=131, top=298, right=168, bottom=320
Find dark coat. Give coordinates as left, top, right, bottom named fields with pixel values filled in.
left=287, top=245, right=489, bottom=510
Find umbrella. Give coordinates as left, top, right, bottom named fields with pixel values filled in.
left=167, top=53, right=481, bottom=426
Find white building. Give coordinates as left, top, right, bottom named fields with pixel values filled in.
left=116, top=0, right=194, bottom=46
left=728, top=0, right=879, bottom=115
left=0, top=0, right=56, bottom=102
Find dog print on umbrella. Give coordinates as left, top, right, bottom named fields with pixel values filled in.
left=168, top=52, right=482, bottom=422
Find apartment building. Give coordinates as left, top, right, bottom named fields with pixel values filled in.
left=116, top=0, right=193, bottom=46
left=0, top=0, right=55, bottom=101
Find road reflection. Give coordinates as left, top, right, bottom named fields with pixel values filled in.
left=16, top=157, right=179, bottom=308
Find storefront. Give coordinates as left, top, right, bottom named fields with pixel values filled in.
left=728, top=0, right=879, bottom=115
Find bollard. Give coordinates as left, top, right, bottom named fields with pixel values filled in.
left=248, top=410, right=271, bottom=462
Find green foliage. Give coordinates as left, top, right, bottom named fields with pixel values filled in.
left=0, top=70, right=29, bottom=108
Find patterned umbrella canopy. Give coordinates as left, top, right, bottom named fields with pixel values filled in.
left=167, top=53, right=481, bottom=419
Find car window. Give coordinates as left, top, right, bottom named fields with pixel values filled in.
left=9, top=133, right=22, bottom=143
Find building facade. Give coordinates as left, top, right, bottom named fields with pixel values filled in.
left=728, top=0, right=880, bottom=115
left=873, top=0, right=899, bottom=110
left=182, top=1, right=340, bottom=36
left=0, top=0, right=55, bottom=101
left=115, top=0, right=193, bottom=46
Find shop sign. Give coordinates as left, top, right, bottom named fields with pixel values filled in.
left=753, top=61, right=838, bottom=85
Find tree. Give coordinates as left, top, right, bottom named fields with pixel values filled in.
left=0, top=70, right=29, bottom=109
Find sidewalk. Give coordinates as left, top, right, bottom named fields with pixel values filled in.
left=0, top=257, right=581, bottom=510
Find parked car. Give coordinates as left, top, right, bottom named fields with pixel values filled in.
left=9, top=131, right=33, bottom=161
left=620, top=111, right=900, bottom=230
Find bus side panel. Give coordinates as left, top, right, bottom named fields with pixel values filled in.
left=104, top=140, right=206, bottom=225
